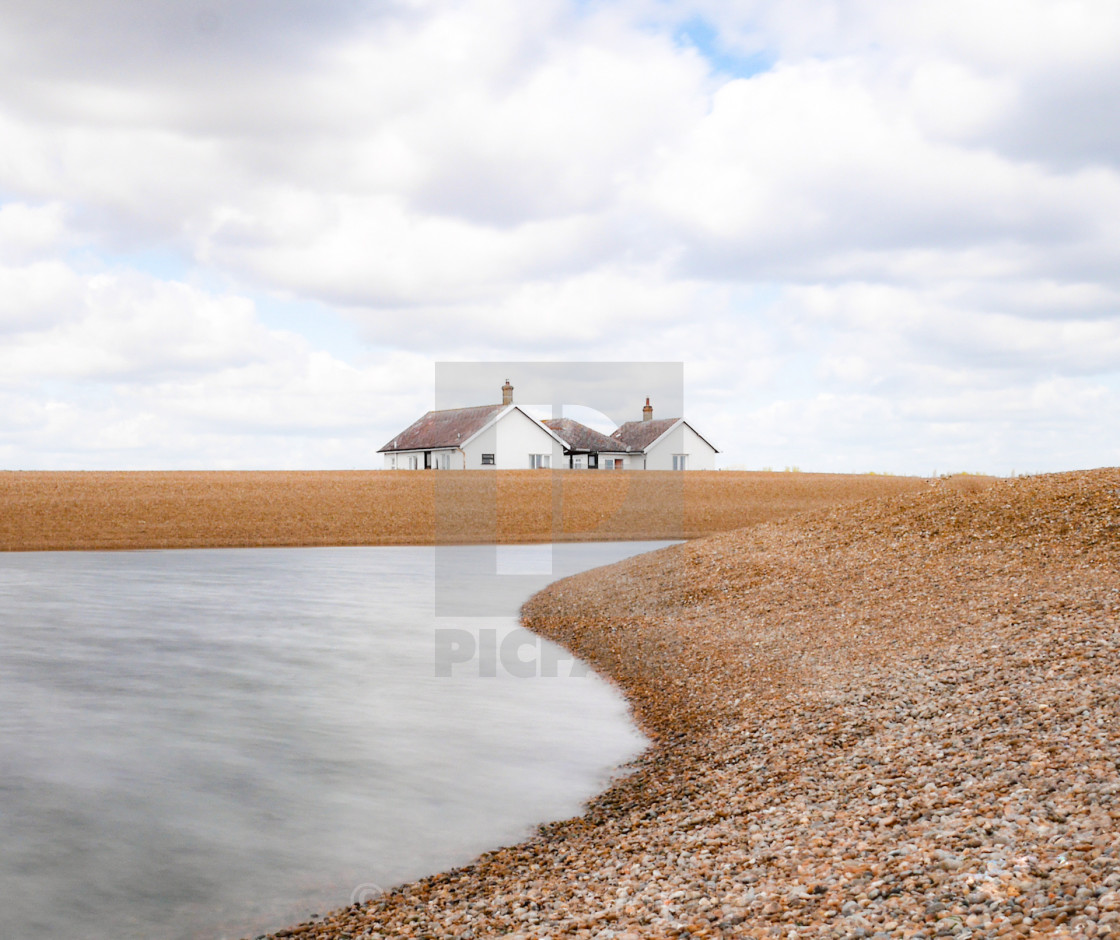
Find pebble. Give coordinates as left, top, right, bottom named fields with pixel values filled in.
left=257, top=469, right=1120, bottom=939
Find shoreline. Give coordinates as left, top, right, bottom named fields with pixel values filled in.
left=260, top=468, right=1120, bottom=938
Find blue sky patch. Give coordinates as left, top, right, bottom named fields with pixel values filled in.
left=674, top=16, right=773, bottom=79
left=255, top=294, right=364, bottom=362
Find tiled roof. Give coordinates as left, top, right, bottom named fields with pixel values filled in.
left=542, top=418, right=632, bottom=453
left=611, top=417, right=681, bottom=452
left=378, top=404, right=504, bottom=452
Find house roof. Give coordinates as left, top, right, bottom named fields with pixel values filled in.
left=610, top=417, right=682, bottom=452
left=378, top=404, right=504, bottom=452
left=612, top=417, right=720, bottom=454
left=541, top=418, right=632, bottom=454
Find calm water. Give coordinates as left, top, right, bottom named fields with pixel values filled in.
left=0, top=542, right=670, bottom=940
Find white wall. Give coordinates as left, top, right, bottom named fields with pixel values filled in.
left=642, top=421, right=717, bottom=470
left=682, top=423, right=717, bottom=470
left=494, top=408, right=564, bottom=469
left=459, top=408, right=561, bottom=469
left=462, top=423, right=497, bottom=469
left=642, top=422, right=685, bottom=470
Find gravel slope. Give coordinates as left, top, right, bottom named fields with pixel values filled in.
left=273, top=469, right=1119, bottom=938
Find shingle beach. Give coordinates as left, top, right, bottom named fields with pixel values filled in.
left=0, top=469, right=928, bottom=550
left=266, top=469, right=1120, bottom=939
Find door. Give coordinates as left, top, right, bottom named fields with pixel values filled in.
left=424, top=451, right=432, bottom=469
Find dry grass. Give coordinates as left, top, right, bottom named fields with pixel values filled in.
left=0, top=470, right=956, bottom=551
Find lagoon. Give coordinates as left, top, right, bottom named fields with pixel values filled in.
left=0, top=542, right=669, bottom=940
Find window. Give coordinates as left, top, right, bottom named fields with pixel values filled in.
left=673, top=454, right=688, bottom=471
left=481, top=453, right=495, bottom=466
left=408, top=455, right=419, bottom=470
left=440, top=453, right=451, bottom=469
left=529, top=454, right=550, bottom=469
left=603, top=458, right=616, bottom=470
left=572, top=456, right=584, bottom=469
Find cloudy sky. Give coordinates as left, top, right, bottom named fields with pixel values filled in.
left=2, top=0, right=1118, bottom=475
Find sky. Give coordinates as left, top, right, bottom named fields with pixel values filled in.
left=1, top=0, right=1118, bottom=476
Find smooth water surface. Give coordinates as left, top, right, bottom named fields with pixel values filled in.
left=0, top=542, right=672, bottom=940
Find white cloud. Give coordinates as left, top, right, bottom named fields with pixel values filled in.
left=0, top=258, right=435, bottom=468
left=197, top=194, right=621, bottom=308
left=0, top=201, right=70, bottom=260
left=0, top=260, right=84, bottom=333
left=0, top=271, right=274, bottom=382
left=0, top=0, right=1117, bottom=473
left=644, top=58, right=1120, bottom=281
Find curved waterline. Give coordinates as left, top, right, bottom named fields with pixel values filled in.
left=0, top=542, right=674, bottom=940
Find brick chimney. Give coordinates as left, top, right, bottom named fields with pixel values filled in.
left=502, top=379, right=514, bottom=405
left=642, top=397, right=653, bottom=421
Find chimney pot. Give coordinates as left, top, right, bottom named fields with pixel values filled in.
left=502, top=379, right=514, bottom=405
left=642, top=397, right=653, bottom=421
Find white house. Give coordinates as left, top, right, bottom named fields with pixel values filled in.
left=379, top=381, right=566, bottom=470
left=380, top=384, right=718, bottom=470
left=609, top=398, right=719, bottom=471
left=540, top=417, right=633, bottom=470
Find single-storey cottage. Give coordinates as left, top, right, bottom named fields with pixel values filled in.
left=609, top=398, right=719, bottom=471
left=380, top=382, right=718, bottom=469
left=378, top=381, right=566, bottom=470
